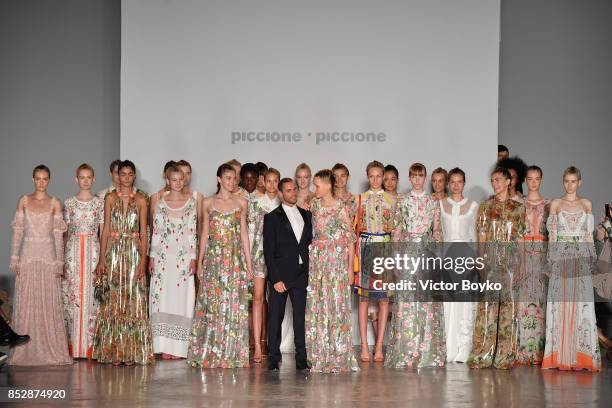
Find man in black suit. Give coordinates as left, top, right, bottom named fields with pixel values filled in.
left=263, top=178, right=313, bottom=371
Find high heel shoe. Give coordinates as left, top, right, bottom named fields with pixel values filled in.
left=360, top=343, right=371, bottom=362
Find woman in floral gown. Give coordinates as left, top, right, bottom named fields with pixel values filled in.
left=188, top=163, right=253, bottom=368
left=332, top=163, right=357, bottom=218
left=305, top=169, right=358, bottom=373
left=149, top=165, right=197, bottom=359
left=355, top=161, right=397, bottom=362
left=9, top=165, right=72, bottom=366
left=248, top=168, right=281, bottom=362
left=542, top=166, right=600, bottom=371
left=385, top=163, right=445, bottom=369
left=517, top=166, right=549, bottom=365
left=468, top=167, right=527, bottom=370
left=93, top=160, right=154, bottom=365
left=63, top=163, right=104, bottom=359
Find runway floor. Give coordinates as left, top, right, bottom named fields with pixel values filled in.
left=1, top=353, right=610, bottom=407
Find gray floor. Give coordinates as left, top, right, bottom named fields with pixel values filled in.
left=1, top=355, right=610, bottom=407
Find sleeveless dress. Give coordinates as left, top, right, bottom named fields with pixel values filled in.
left=9, top=196, right=72, bottom=366
left=149, top=196, right=197, bottom=357
left=516, top=198, right=549, bottom=365
left=542, top=210, right=601, bottom=371
left=187, top=208, right=250, bottom=368
left=62, top=196, right=104, bottom=359
left=305, top=198, right=359, bottom=372
left=92, top=193, right=154, bottom=365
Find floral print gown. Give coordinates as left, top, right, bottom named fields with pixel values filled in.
left=62, top=196, right=104, bottom=359
left=149, top=196, right=197, bottom=358
left=467, top=198, right=527, bottom=369
left=188, top=208, right=249, bottom=368
left=9, top=196, right=72, bottom=366
left=305, top=198, right=359, bottom=373
left=248, top=193, right=280, bottom=279
left=516, top=199, right=549, bottom=365
left=92, top=193, right=154, bottom=365
left=384, top=191, right=445, bottom=368
left=541, top=210, right=601, bottom=371
left=354, top=190, right=396, bottom=298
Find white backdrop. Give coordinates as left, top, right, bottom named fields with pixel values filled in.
left=121, top=0, right=499, bottom=197
left=121, top=0, right=500, bottom=348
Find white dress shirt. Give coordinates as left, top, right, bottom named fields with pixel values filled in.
left=282, top=203, right=304, bottom=264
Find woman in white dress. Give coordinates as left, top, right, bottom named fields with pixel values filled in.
left=248, top=168, right=281, bottom=362
left=542, top=166, right=600, bottom=371
left=440, top=168, right=479, bottom=363
left=149, top=165, right=197, bottom=359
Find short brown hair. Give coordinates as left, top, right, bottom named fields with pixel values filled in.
left=409, top=163, right=427, bottom=177
left=76, top=163, right=95, bottom=177
left=278, top=177, right=295, bottom=192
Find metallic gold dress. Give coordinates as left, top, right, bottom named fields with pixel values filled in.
left=92, top=193, right=154, bottom=365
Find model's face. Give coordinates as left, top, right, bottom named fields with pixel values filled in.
left=119, top=167, right=135, bottom=188
left=383, top=171, right=398, bottom=193
left=313, top=176, right=331, bottom=199
left=243, top=171, right=258, bottom=193
left=333, top=169, right=348, bottom=189
left=231, top=164, right=241, bottom=192
left=409, top=173, right=426, bottom=192
left=178, top=165, right=192, bottom=186
left=498, top=151, right=509, bottom=161
left=111, top=166, right=120, bottom=186
left=257, top=174, right=266, bottom=192
left=563, top=173, right=581, bottom=195
left=448, top=174, right=465, bottom=196
left=218, top=170, right=236, bottom=193
left=431, top=173, right=446, bottom=194
left=491, top=173, right=510, bottom=196
left=508, top=168, right=518, bottom=189
left=33, top=170, right=50, bottom=192
left=525, top=170, right=542, bottom=193
left=76, top=169, right=94, bottom=191
left=295, top=169, right=311, bottom=190
left=367, top=168, right=383, bottom=191
left=167, top=171, right=185, bottom=193
left=280, top=181, right=298, bottom=205
left=265, top=174, right=279, bottom=194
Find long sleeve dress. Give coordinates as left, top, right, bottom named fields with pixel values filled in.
left=305, top=198, right=359, bottom=372
left=62, top=196, right=104, bottom=359
left=440, top=197, right=479, bottom=363
left=384, top=190, right=446, bottom=368
left=9, top=196, right=72, bottom=366
left=467, top=198, right=527, bottom=369
left=541, top=210, right=601, bottom=371
left=149, top=196, right=197, bottom=358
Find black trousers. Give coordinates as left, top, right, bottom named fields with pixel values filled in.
left=0, top=315, right=14, bottom=336
left=267, top=277, right=307, bottom=364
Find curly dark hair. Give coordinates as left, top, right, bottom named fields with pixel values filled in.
left=498, top=156, right=528, bottom=194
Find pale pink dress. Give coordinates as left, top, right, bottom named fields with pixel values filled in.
left=8, top=196, right=72, bottom=366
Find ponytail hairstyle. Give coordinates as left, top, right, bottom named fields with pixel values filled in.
left=32, top=164, right=51, bottom=178
left=216, top=163, right=236, bottom=193
left=313, top=169, right=336, bottom=197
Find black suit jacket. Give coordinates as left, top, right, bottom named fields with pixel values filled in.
left=263, top=204, right=313, bottom=289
